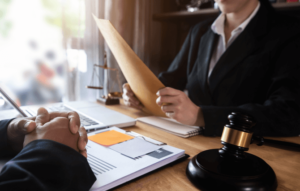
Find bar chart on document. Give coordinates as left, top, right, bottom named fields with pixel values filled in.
left=86, top=127, right=185, bottom=191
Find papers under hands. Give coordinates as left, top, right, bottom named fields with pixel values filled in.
left=110, top=138, right=161, bottom=158
left=88, top=130, right=161, bottom=158
left=88, top=130, right=134, bottom=146
left=87, top=127, right=185, bottom=191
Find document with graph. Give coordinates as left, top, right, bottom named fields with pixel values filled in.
left=87, top=127, right=186, bottom=191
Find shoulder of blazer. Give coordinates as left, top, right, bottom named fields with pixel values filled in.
left=273, top=13, right=300, bottom=41
left=190, top=18, right=216, bottom=39
left=245, top=3, right=300, bottom=42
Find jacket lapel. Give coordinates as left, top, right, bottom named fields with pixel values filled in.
left=207, top=3, right=270, bottom=96
left=208, top=31, right=258, bottom=95
left=196, top=28, right=219, bottom=104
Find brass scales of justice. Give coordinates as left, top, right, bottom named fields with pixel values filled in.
left=86, top=52, right=122, bottom=105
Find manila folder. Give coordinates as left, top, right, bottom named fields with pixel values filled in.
left=93, top=15, right=166, bottom=117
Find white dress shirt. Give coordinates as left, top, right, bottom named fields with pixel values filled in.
left=208, top=2, right=261, bottom=77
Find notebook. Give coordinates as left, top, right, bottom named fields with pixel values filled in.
left=137, top=116, right=201, bottom=138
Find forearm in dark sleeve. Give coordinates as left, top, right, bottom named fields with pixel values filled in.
left=0, top=119, right=16, bottom=158
left=201, top=101, right=300, bottom=137
left=0, top=140, right=96, bottom=191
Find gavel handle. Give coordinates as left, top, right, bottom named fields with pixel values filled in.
left=252, top=136, right=300, bottom=152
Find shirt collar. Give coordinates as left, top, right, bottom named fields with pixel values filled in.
left=211, top=2, right=260, bottom=36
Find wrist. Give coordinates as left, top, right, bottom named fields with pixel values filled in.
left=193, top=107, right=205, bottom=127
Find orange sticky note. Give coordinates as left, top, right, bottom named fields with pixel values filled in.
left=88, top=130, right=134, bottom=146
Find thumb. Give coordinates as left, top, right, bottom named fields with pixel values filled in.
left=10, top=118, right=37, bottom=134
left=24, top=120, right=37, bottom=133
left=35, top=107, right=50, bottom=126
left=123, top=83, right=131, bottom=91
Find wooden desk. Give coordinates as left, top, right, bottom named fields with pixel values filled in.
left=104, top=103, right=300, bottom=191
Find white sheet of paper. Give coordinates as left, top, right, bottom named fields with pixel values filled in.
left=87, top=127, right=185, bottom=190
left=109, top=138, right=161, bottom=158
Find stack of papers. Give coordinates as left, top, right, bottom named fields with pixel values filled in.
left=89, top=130, right=162, bottom=159
left=87, top=127, right=185, bottom=191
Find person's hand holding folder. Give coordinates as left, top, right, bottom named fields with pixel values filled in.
left=123, top=84, right=205, bottom=126
left=122, top=83, right=143, bottom=110
left=156, top=87, right=205, bottom=126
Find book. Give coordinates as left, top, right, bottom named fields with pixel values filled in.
left=137, top=116, right=201, bottom=138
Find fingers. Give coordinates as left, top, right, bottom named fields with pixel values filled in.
left=122, top=83, right=143, bottom=109
left=48, top=117, right=69, bottom=128
left=49, top=111, right=80, bottom=134
left=156, top=95, right=178, bottom=106
left=123, top=83, right=131, bottom=91
left=122, top=89, right=135, bottom=101
left=165, top=112, right=175, bottom=119
left=161, top=105, right=178, bottom=120
left=78, top=127, right=87, bottom=151
left=24, top=120, right=37, bottom=133
left=28, top=117, right=80, bottom=152
left=67, top=112, right=80, bottom=134
left=123, top=96, right=143, bottom=109
left=156, top=87, right=181, bottom=97
left=10, top=118, right=37, bottom=134
left=78, top=127, right=87, bottom=158
left=124, top=99, right=143, bottom=109
left=161, top=104, right=177, bottom=113
left=35, top=107, right=50, bottom=126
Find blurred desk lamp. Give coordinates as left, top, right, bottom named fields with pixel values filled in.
left=86, top=52, right=122, bottom=105
left=186, top=112, right=277, bottom=191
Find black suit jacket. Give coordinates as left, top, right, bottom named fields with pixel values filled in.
left=0, top=119, right=96, bottom=191
left=159, top=4, right=300, bottom=137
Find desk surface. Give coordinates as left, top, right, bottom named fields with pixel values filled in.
left=1, top=103, right=299, bottom=191
left=104, top=103, right=300, bottom=191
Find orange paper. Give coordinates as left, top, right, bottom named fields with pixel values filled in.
left=88, top=130, right=134, bottom=146
left=93, top=15, right=166, bottom=117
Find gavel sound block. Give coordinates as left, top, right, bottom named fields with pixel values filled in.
left=186, top=112, right=277, bottom=191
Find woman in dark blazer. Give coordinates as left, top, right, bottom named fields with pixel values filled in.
left=123, top=0, right=300, bottom=137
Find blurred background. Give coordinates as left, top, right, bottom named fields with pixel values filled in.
left=1, top=0, right=299, bottom=111
left=0, top=0, right=182, bottom=111
left=0, top=0, right=87, bottom=110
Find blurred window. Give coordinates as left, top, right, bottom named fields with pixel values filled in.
left=0, top=0, right=86, bottom=110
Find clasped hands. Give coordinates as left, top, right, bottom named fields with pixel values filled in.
left=123, top=84, right=205, bottom=126
left=7, top=108, right=88, bottom=157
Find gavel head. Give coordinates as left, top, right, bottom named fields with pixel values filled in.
left=219, top=112, right=256, bottom=159
left=186, top=112, right=277, bottom=191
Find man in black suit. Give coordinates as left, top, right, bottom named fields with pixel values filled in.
left=123, top=0, right=300, bottom=137
left=0, top=108, right=96, bottom=190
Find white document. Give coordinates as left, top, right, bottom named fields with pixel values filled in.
left=109, top=138, right=161, bottom=158
left=87, top=127, right=185, bottom=191
left=137, top=116, right=200, bottom=138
